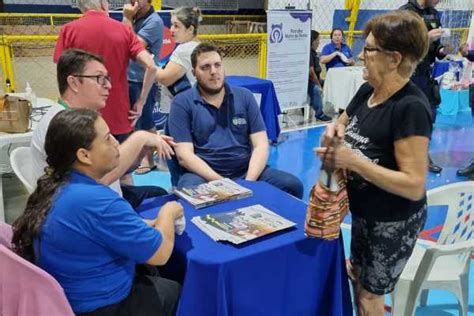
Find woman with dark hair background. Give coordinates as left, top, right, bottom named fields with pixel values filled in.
left=308, top=30, right=332, bottom=122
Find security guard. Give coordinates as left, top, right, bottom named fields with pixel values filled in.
left=400, top=0, right=451, bottom=173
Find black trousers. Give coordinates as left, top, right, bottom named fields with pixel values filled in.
left=78, top=265, right=181, bottom=316
left=121, top=184, right=168, bottom=209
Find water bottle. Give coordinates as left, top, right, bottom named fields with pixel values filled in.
left=25, top=82, right=37, bottom=107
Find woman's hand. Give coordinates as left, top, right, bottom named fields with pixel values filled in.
left=428, top=28, right=443, bottom=42
left=459, top=43, right=469, bottom=57
left=320, top=123, right=345, bottom=147
left=160, top=201, right=184, bottom=220
left=314, top=143, right=358, bottom=170
left=144, top=133, right=176, bottom=160
left=129, top=99, right=145, bottom=127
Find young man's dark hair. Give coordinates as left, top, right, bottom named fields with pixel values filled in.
left=57, top=49, right=104, bottom=95
left=190, top=42, right=222, bottom=69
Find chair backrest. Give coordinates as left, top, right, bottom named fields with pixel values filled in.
left=0, top=222, right=13, bottom=248
left=0, top=244, right=74, bottom=316
left=427, top=181, right=474, bottom=246
left=10, top=147, right=35, bottom=193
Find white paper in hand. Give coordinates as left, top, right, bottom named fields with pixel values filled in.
left=338, top=52, right=349, bottom=63
left=175, top=216, right=186, bottom=235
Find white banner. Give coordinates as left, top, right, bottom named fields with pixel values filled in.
left=469, top=14, right=474, bottom=49
left=266, top=10, right=311, bottom=110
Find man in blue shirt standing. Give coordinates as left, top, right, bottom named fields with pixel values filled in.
left=168, top=42, right=304, bottom=199
left=123, top=0, right=164, bottom=174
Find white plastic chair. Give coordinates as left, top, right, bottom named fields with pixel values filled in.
left=10, top=147, right=35, bottom=194
left=392, top=181, right=474, bottom=316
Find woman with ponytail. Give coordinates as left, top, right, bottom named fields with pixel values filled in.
left=155, top=6, right=202, bottom=125
left=12, top=109, right=182, bottom=316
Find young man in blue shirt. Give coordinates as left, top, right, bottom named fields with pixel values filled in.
left=168, top=42, right=304, bottom=199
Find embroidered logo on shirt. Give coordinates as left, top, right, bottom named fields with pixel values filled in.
left=232, top=117, right=247, bottom=126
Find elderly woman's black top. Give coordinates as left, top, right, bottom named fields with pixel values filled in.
left=344, top=82, right=432, bottom=222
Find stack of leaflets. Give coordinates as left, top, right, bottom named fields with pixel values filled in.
left=174, top=178, right=252, bottom=209
left=192, top=204, right=296, bottom=244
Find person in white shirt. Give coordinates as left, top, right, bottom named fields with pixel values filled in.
left=31, top=48, right=175, bottom=208
left=154, top=6, right=201, bottom=124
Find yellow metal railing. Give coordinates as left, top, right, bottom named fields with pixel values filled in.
left=345, top=0, right=362, bottom=47
left=198, top=33, right=267, bottom=79
left=2, top=10, right=468, bottom=94
left=151, top=0, right=161, bottom=11
left=0, top=13, right=265, bottom=30
left=0, top=36, right=15, bottom=92
left=0, top=33, right=268, bottom=93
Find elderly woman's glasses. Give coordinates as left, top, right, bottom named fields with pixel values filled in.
left=363, top=45, right=395, bottom=56
left=73, top=74, right=111, bottom=86
left=363, top=45, right=382, bottom=55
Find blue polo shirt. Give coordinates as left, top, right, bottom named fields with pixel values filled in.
left=34, top=171, right=162, bottom=313
left=128, top=8, right=163, bottom=82
left=168, top=82, right=266, bottom=178
left=321, top=42, right=353, bottom=70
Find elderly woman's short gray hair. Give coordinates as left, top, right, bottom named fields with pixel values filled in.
left=364, top=10, right=429, bottom=78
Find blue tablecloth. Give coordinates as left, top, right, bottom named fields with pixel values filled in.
left=226, top=76, right=281, bottom=142
left=432, top=60, right=464, bottom=79
left=138, top=180, right=352, bottom=316
left=438, top=88, right=470, bottom=116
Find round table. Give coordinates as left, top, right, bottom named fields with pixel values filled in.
left=323, top=66, right=365, bottom=112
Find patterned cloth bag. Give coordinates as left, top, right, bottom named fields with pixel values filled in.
left=305, top=137, right=349, bottom=240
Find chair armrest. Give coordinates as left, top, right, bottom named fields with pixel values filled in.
left=409, top=240, right=474, bottom=288
left=429, top=240, right=474, bottom=257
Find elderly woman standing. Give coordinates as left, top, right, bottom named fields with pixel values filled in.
left=317, top=11, right=431, bottom=315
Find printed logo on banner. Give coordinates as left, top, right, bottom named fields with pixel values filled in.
left=270, top=24, right=284, bottom=43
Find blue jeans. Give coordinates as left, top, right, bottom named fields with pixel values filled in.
left=129, top=81, right=157, bottom=130
left=177, top=166, right=304, bottom=199
left=308, top=83, right=323, bottom=118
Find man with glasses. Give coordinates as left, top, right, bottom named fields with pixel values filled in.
left=400, top=0, right=451, bottom=173
left=53, top=0, right=157, bottom=143
left=32, top=49, right=174, bottom=208
left=168, top=43, right=304, bottom=198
